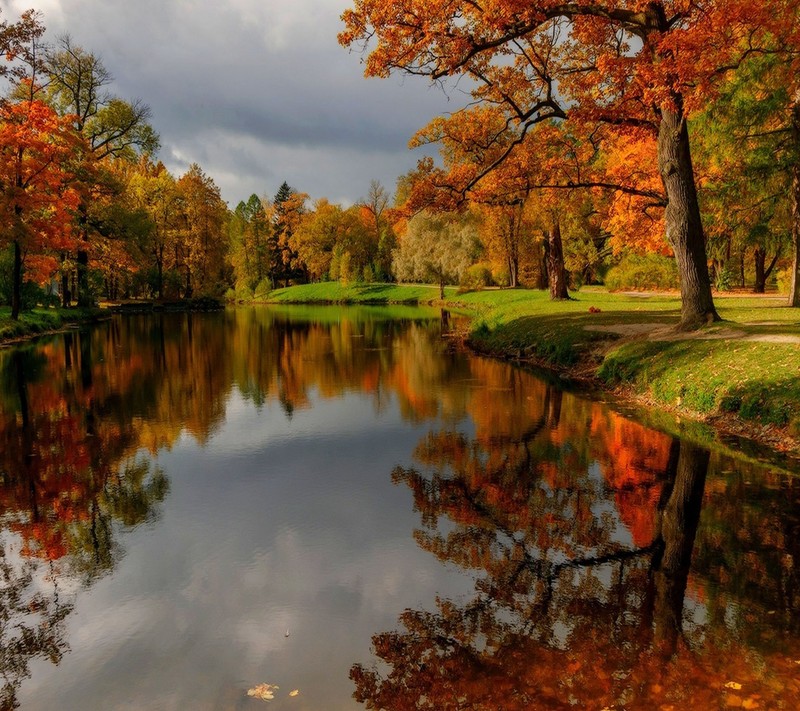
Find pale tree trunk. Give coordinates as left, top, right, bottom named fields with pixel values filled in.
left=789, top=100, right=800, bottom=307
left=547, top=219, right=569, bottom=300
left=61, top=253, right=71, bottom=307
left=657, top=109, right=719, bottom=329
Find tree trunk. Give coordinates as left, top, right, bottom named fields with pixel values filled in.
left=538, top=240, right=549, bottom=291
left=547, top=219, right=569, bottom=300
left=754, top=248, right=766, bottom=293
left=740, top=251, right=746, bottom=289
left=11, top=239, right=22, bottom=321
left=507, top=255, right=518, bottom=288
left=439, top=279, right=445, bottom=300
left=61, top=253, right=71, bottom=307
left=789, top=100, right=800, bottom=307
left=76, top=249, right=92, bottom=307
left=657, top=109, right=719, bottom=329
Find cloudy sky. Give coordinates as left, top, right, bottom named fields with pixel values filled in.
left=1, top=0, right=464, bottom=206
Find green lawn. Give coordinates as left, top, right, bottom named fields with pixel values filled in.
left=262, top=282, right=456, bottom=304
left=0, top=306, right=105, bottom=342
left=447, top=288, right=800, bottom=436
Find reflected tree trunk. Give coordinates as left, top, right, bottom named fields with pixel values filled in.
left=651, top=440, right=710, bottom=652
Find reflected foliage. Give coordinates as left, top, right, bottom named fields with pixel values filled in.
left=0, top=309, right=798, bottom=709
left=354, top=369, right=800, bottom=709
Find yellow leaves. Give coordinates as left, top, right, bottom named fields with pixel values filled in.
left=725, top=681, right=743, bottom=690
left=247, top=683, right=278, bottom=701
left=246, top=683, right=301, bottom=702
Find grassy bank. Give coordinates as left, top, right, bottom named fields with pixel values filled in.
left=0, top=306, right=107, bottom=344
left=263, top=282, right=455, bottom=304
left=450, top=287, right=800, bottom=446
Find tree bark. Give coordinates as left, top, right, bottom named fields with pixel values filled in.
left=789, top=100, right=800, bottom=307
left=657, top=109, right=719, bottom=328
left=547, top=219, right=569, bottom=300
left=754, top=248, right=766, bottom=293
left=76, top=249, right=92, bottom=307
left=538, top=240, right=549, bottom=290
left=11, top=239, right=22, bottom=321
left=61, top=253, right=71, bottom=307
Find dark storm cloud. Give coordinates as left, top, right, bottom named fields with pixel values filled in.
left=1, top=0, right=462, bottom=205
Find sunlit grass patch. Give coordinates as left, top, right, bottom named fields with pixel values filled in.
left=264, top=282, right=454, bottom=304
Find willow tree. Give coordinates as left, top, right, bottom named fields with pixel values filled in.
left=341, top=1, right=797, bottom=328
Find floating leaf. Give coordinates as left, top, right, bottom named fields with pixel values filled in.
left=247, top=683, right=279, bottom=701
left=724, top=681, right=743, bottom=691
left=289, top=689, right=300, bottom=697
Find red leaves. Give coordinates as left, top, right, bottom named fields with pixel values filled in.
left=0, top=99, right=85, bottom=275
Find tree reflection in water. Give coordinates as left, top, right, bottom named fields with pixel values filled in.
left=0, top=311, right=797, bottom=709
left=354, top=382, right=800, bottom=709
left=0, top=335, right=169, bottom=710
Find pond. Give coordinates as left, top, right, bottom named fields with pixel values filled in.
left=0, top=306, right=799, bottom=710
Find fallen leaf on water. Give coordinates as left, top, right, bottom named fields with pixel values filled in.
left=724, top=681, right=743, bottom=691
left=247, top=683, right=279, bottom=701
left=289, top=689, right=300, bottom=697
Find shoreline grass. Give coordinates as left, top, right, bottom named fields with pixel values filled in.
left=447, top=287, right=800, bottom=444
left=0, top=306, right=107, bottom=344
left=262, top=282, right=456, bottom=304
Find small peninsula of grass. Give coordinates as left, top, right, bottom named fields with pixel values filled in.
left=263, top=282, right=456, bottom=304
left=0, top=306, right=106, bottom=344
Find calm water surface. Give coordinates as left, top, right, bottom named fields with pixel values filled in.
left=1, top=306, right=799, bottom=710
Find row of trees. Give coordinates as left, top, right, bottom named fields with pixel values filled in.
left=0, top=12, right=237, bottom=318
left=3, top=4, right=800, bottom=328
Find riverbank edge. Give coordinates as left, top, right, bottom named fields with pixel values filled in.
left=451, top=307, right=800, bottom=461
left=463, top=328, right=800, bottom=461
left=0, top=307, right=111, bottom=347
left=263, top=283, right=800, bottom=460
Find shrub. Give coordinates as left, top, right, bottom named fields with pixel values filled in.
left=461, top=263, right=494, bottom=291
left=235, top=285, right=254, bottom=302
left=712, top=261, right=736, bottom=292
left=605, top=253, right=679, bottom=291
left=492, top=266, right=511, bottom=288
left=254, top=277, right=273, bottom=299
